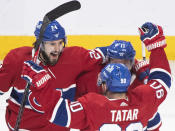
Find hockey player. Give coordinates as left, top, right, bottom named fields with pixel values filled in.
left=0, top=20, right=108, bottom=131
left=21, top=22, right=171, bottom=131
left=107, top=41, right=162, bottom=131
left=76, top=40, right=162, bottom=131
left=75, top=40, right=135, bottom=99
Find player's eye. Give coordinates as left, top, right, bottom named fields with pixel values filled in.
left=50, top=43, right=56, bottom=46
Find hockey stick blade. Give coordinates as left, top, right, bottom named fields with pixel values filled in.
left=46, top=0, right=81, bottom=21
left=37, top=0, right=81, bottom=49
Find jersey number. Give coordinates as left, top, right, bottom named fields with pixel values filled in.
left=100, top=122, right=143, bottom=131
left=89, top=50, right=101, bottom=59
left=70, top=101, right=83, bottom=112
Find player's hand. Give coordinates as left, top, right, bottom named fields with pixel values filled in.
left=21, top=60, right=51, bottom=90
left=133, top=59, right=149, bottom=84
left=138, top=22, right=166, bottom=51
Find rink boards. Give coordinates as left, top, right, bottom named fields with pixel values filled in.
left=0, top=35, right=175, bottom=60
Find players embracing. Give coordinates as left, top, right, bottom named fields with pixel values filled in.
left=22, top=22, right=171, bottom=131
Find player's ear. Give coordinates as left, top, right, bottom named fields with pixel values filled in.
left=101, top=83, right=107, bottom=94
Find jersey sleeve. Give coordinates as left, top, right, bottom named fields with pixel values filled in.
left=78, top=47, right=107, bottom=72
left=133, top=48, right=171, bottom=111
left=49, top=98, right=88, bottom=129
left=147, top=112, right=162, bottom=131
left=74, top=47, right=106, bottom=98
left=0, top=51, right=18, bottom=95
left=31, top=85, right=89, bottom=130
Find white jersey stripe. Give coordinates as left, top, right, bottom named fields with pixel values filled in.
left=24, top=62, right=44, bottom=73
left=149, top=112, right=158, bottom=121
left=0, top=90, right=5, bottom=94
left=65, top=99, right=71, bottom=127
left=62, top=84, right=76, bottom=92
left=143, top=126, right=147, bottom=130
left=95, top=48, right=106, bottom=64
left=49, top=98, right=63, bottom=123
left=13, top=87, right=25, bottom=93
left=9, top=97, right=32, bottom=109
left=147, top=121, right=162, bottom=130
left=150, top=68, right=171, bottom=77
left=154, top=79, right=170, bottom=93
left=8, top=122, right=30, bottom=131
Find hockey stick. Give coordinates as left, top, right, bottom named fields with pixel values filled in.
left=141, top=26, right=148, bottom=61
left=14, top=1, right=81, bottom=130
left=142, top=42, right=146, bottom=60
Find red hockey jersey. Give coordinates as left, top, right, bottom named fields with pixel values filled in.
left=75, top=59, right=162, bottom=130
left=32, top=48, right=171, bottom=131
left=0, top=46, right=105, bottom=130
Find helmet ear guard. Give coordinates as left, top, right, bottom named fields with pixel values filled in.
left=99, top=63, right=131, bottom=93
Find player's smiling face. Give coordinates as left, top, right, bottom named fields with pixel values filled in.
left=43, top=39, right=64, bottom=65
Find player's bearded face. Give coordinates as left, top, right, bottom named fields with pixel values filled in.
left=42, top=39, right=64, bottom=65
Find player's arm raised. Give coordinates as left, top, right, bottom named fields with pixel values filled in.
left=138, top=22, right=171, bottom=106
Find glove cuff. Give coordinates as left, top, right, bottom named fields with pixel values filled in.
left=145, top=36, right=166, bottom=51
left=138, top=68, right=150, bottom=81
left=134, top=60, right=149, bottom=72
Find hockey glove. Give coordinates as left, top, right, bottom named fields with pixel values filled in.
left=133, top=59, right=150, bottom=84
left=21, top=60, right=51, bottom=90
left=138, top=22, right=166, bottom=51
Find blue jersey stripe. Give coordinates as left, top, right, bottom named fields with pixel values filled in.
left=148, top=71, right=171, bottom=88
left=10, top=88, right=30, bottom=106
left=0, top=90, right=5, bottom=95
left=52, top=99, right=69, bottom=127
left=147, top=112, right=161, bottom=129
left=56, top=86, right=76, bottom=101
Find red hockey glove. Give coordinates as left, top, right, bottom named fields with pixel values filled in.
left=138, top=22, right=166, bottom=51
left=21, top=60, right=51, bottom=90
left=133, top=59, right=150, bottom=84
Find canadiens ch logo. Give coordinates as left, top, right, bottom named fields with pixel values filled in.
left=28, top=91, right=45, bottom=113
